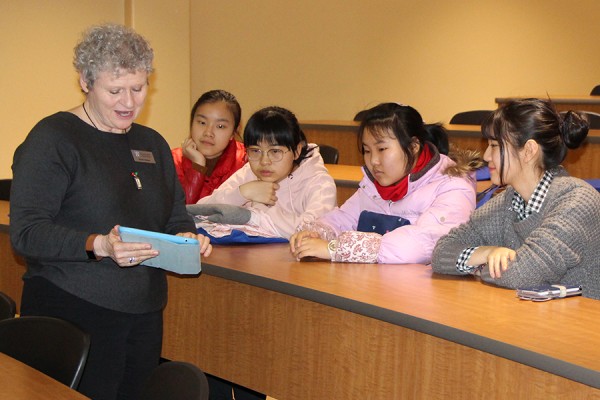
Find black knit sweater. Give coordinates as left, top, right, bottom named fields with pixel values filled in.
left=10, top=112, right=195, bottom=313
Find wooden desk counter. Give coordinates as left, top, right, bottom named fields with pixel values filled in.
left=0, top=353, right=89, bottom=399
left=496, top=95, right=600, bottom=114
left=162, top=243, right=600, bottom=399
left=4, top=202, right=600, bottom=399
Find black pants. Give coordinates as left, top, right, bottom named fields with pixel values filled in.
left=21, top=277, right=163, bottom=400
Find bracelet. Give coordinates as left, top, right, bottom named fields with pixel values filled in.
left=327, top=240, right=338, bottom=260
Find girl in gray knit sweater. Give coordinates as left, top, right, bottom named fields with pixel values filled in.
left=432, top=98, right=600, bottom=299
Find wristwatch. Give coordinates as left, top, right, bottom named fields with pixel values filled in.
left=327, top=240, right=338, bottom=260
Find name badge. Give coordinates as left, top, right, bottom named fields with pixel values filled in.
left=131, top=150, right=156, bottom=164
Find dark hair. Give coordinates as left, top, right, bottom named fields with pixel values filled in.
left=357, top=103, right=449, bottom=176
left=243, top=106, right=310, bottom=166
left=482, top=98, right=588, bottom=185
left=190, top=90, right=242, bottom=132
left=353, top=109, right=368, bottom=122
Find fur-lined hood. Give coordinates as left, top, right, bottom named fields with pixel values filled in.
left=445, top=145, right=484, bottom=178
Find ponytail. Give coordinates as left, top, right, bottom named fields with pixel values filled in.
left=423, top=123, right=449, bottom=155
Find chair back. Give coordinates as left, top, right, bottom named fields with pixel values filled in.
left=0, top=291, right=17, bottom=320
left=0, top=316, right=90, bottom=389
left=590, top=85, right=600, bottom=96
left=140, top=361, right=209, bottom=400
left=318, top=144, right=339, bottom=164
left=0, top=179, right=11, bottom=201
left=581, top=111, right=600, bottom=129
left=449, top=110, right=493, bottom=125
left=560, top=110, right=600, bottom=129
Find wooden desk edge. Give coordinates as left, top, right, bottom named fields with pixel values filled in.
left=193, top=261, right=600, bottom=389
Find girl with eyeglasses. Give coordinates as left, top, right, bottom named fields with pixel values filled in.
left=290, top=102, right=481, bottom=264
left=193, top=106, right=337, bottom=239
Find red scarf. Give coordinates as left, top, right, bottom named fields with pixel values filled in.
left=374, top=144, right=432, bottom=202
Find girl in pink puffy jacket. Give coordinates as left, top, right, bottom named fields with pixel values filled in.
left=290, top=102, right=482, bottom=264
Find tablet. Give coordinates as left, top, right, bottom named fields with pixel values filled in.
left=118, top=226, right=201, bottom=275
left=119, top=226, right=199, bottom=245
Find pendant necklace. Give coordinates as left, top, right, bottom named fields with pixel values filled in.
left=82, top=102, right=98, bottom=130
left=82, top=103, right=142, bottom=190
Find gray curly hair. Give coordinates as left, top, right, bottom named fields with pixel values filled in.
left=73, top=23, right=154, bottom=87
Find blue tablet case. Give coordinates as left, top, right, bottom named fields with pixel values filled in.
left=119, top=226, right=201, bottom=275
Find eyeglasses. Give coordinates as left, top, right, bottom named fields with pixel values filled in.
left=246, top=147, right=290, bottom=162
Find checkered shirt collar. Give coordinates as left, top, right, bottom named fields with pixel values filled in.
left=510, top=170, right=554, bottom=221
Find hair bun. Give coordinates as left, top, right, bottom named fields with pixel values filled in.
left=561, top=111, right=589, bottom=149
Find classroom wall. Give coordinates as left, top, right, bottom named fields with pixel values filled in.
left=2, top=0, right=600, bottom=178
left=190, top=0, right=600, bottom=123
left=0, top=0, right=190, bottom=179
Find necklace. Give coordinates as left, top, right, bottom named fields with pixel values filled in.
left=82, top=102, right=141, bottom=190
left=82, top=102, right=98, bottom=130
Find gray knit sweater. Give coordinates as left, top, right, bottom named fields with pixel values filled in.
left=431, top=169, right=600, bottom=299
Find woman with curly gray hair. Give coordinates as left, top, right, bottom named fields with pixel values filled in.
left=10, top=23, right=212, bottom=400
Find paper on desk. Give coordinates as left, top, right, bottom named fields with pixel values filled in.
left=119, top=231, right=201, bottom=275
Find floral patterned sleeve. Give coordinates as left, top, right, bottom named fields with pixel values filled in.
left=333, top=231, right=381, bottom=263
left=297, top=221, right=338, bottom=241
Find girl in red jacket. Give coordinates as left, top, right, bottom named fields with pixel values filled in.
left=172, top=90, right=246, bottom=203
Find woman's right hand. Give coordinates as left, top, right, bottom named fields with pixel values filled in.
left=94, top=225, right=159, bottom=267
left=239, top=181, right=279, bottom=206
left=182, top=138, right=206, bottom=167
